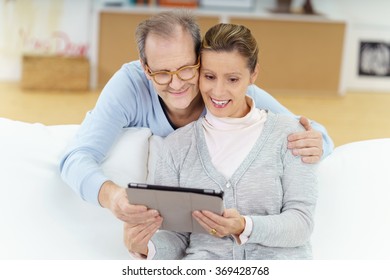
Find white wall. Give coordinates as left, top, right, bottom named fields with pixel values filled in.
left=1, top=0, right=390, bottom=92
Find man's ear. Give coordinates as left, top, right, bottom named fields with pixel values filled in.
left=140, top=59, right=152, bottom=81
left=250, top=63, right=260, bottom=84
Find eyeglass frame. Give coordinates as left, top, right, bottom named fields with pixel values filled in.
left=144, top=58, right=200, bottom=85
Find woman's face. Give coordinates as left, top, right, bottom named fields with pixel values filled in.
left=199, top=50, right=258, bottom=118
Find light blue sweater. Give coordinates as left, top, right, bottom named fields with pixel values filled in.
left=59, top=60, right=332, bottom=205
left=152, top=112, right=318, bottom=260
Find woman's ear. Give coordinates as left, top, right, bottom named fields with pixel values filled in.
left=250, top=63, right=260, bottom=84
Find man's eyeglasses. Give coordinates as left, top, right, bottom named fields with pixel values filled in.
left=145, top=59, right=200, bottom=85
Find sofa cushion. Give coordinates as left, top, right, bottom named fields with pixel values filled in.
left=0, top=118, right=150, bottom=259
left=102, top=126, right=151, bottom=187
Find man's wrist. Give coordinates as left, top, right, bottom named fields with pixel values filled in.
left=98, top=180, right=116, bottom=208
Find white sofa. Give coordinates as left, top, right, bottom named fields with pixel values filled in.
left=1, top=117, right=389, bottom=260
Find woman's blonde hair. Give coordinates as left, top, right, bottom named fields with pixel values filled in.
left=201, top=23, right=259, bottom=73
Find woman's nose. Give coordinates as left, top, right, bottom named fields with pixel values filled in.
left=213, top=80, right=226, bottom=96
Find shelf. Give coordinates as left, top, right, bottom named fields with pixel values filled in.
left=95, top=6, right=346, bottom=95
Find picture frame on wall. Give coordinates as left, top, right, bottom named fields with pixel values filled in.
left=358, top=41, right=390, bottom=77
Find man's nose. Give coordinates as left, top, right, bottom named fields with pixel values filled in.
left=169, top=74, right=184, bottom=89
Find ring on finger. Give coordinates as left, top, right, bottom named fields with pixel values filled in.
left=210, top=228, right=217, bottom=235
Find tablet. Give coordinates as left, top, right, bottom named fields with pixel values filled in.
left=126, top=183, right=224, bottom=234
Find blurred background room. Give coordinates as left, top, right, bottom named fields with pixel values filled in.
left=1, top=0, right=390, bottom=147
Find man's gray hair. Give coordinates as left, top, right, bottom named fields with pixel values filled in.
left=135, top=10, right=201, bottom=64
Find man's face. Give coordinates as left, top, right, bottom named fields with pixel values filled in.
left=143, top=27, right=199, bottom=112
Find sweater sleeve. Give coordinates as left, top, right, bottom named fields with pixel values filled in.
left=59, top=63, right=146, bottom=205
left=247, top=126, right=318, bottom=247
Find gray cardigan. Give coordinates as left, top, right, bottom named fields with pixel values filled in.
left=152, top=111, right=318, bottom=260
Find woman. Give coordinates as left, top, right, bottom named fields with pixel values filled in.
left=124, top=23, right=318, bottom=260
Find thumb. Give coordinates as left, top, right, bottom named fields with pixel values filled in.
left=299, top=116, right=312, bottom=131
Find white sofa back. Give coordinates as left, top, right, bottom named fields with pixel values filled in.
left=1, top=118, right=389, bottom=259
left=312, top=138, right=390, bottom=259
left=0, top=118, right=151, bottom=259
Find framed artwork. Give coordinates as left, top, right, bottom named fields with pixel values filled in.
left=358, top=41, right=390, bottom=77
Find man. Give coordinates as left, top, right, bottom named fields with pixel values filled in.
left=60, top=10, right=333, bottom=226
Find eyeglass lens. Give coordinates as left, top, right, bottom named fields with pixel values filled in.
left=153, top=66, right=198, bottom=85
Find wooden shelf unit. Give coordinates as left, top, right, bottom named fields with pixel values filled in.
left=97, top=7, right=346, bottom=95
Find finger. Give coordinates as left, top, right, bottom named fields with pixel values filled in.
left=301, top=155, right=321, bottom=164
left=287, top=133, right=322, bottom=149
left=288, top=130, right=320, bottom=142
left=193, top=211, right=224, bottom=237
left=125, top=219, right=161, bottom=245
left=291, top=146, right=322, bottom=156
left=125, top=221, right=153, bottom=238
left=294, top=146, right=323, bottom=157
left=193, top=214, right=212, bottom=231
left=289, top=138, right=322, bottom=151
left=201, top=210, right=225, bottom=224
left=292, top=147, right=323, bottom=164
left=201, top=211, right=231, bottom=237
left=292, top=146, right=321, bottom=157
left=299, top=116, right=312, bottom=131
left=122, top=209, right=160, bottom=224
left=120, top=199, right=148, bottom=213
left=192, top=210, right=216, bottom=227
left=116, top=198, right=148, bottom=222
left=137, top=219, right=162, bottom=244
left=124, top=222, right=143, bottom=246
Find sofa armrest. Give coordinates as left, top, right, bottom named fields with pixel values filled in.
left=312, top=138, right=390, bottom=259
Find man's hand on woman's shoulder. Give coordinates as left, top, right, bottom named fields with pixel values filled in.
left=287, top=116, right=323, bottom=164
